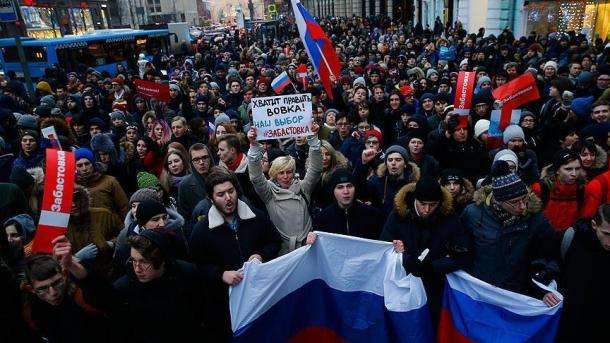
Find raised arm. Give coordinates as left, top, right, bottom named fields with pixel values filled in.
left=246, top=127, right=274, bottom=202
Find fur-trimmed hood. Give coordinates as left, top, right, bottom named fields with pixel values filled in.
left=592, top=143, right=608, bottom=170
left=455, top=179, right=475, bottom=206
left=473, top=185, right=542, bottom=214
left=376, top=161, right=421, bottom=181
left=393, top=182, right=454, bottom=218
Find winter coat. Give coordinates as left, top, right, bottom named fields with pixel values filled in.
left=411, top=154, right=440, bottom=177
left=12, top=150, right=44, bottom=170
left=380, top=183, right=472, bottom=325
left=461, top=186, right=559, bottom=296
left=532, top=173, right=586, bottom=231
left=583, top=169, right=610, bottom=218
left=219, top=152, right=265, bottom=212
left=432, top=136, right=488, bottom=182
left=247, top=137, right=322, bottom=254
left=66, top=207, right=123, bottom=279
left=0, top=183, right=30, bottom=224
left=113, top=208, right=187, bottom=279
left=113, top=260, right=205, bottom=343
left=556, top=221, right=610, bottom=342
left=313, top=201, right=384, bottom=239
left=178, top=171, right=207, bottom=233
left=0, top=153, right=15, bottom=183
left=357, top=161, right=421, bottom=216
left=77, top=174, right=129, bottom=219
left=189, top=200, right=281, bottom=340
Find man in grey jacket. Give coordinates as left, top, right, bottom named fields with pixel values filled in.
left=247, top=123, right=322, bottom=254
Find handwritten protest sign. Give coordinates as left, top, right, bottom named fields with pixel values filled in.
left=251, top=93, right=312, bottom=140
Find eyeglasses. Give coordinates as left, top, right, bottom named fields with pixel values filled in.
left=127, top=257, right=153, bottom=271
left=34, top=276, right=66, bottom=295
left=191, top=155, right=211, bottom=164
left=503, top=196, right=528, bottom=208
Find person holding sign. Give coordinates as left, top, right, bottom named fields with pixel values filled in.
left=247, top=123, right=322, bottom=255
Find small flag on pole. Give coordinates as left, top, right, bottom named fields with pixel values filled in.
left=297, top=63, right=309, bottom=89
left=271, top=71, right=293, bottom=94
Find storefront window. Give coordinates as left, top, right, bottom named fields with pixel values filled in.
left=20, top=6, right=61, bottom=38
left=524, top=0, right=607, bottom=41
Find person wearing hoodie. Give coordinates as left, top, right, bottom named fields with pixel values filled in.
left=532, top=149, right=588, bottom=232
left=113, top=229, right=205, bottom=342
left=178, top=143, right=214, bottom=234
left=113, top=197, right=186, bottom=279
left=12, top=130, right=44, bottom=170
left=90, top=133, right=137, bottom=195
left=74, top=148, right=129, bottom=219
left=3, top=213, right=36, bottom=280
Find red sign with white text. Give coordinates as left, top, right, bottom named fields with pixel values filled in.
left=31, top=149, right=76, bottom=253
left=453, top=71, right=476, bottom=116
left=492, top=73, right=540, bottom=130
left=135, top=79, right=170, bottom=102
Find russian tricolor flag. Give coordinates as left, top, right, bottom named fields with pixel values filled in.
left=230, top=232, right=434, bottom=342
left=438, top=271, right=563, bottom=343
left=271, top=71, right=293, bottom=94
left=291, top=0, right=341, bottom=99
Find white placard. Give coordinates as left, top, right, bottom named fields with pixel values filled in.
left=251, top=93, right=312, bottom=140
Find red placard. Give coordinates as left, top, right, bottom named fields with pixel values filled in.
left=492, top=73, right=540, bottom=130
left=31, top=149, right=76, bottom=253
left=134, top=79, right=170, bottom=103
left=453, top=71, right=476, bottom=116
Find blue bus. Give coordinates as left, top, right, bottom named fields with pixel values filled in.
left=0, top=29, right=171, bottom=79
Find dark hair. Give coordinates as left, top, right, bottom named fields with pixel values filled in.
left=25, top=254, right=62, bottom=284
left=571, top=140, right=597, bottom=157
left=218, top=134, right=242, bottom=153
left=593, top=204, right=610, bottom=226
left=592, top=100, right=610, bottom=109
left=127, top=235, right=164, bottom=269
left=205, top=168, right=238, bottom=197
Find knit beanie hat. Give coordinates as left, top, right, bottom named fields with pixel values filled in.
left=9, top=165, right=35, bottom=189
left=110, top=109, right=126, bottom=121
left=439, top=168, right=463, bottom=186
left=139, top=229, right=173, bottom=259
left=214, top=113, right=231, bottom=127
left=474, top=119, right=490, bottom=138
left=491, top=160, right=527, bottom=202
left=135, top=200, right=167, bottom=226
left=426, top=68, right=439, bottom=79
left=493, top=149, right=518, bottom=166
left=328, top=168, right=356, bottom=191
left=20, top=129, right=39, bottom=140
left=364, top=129, right=383, bottom=145
left=129, top=188, right=161, bottom=206
left=544, top=60, right=558, bottom=71
left=552, top=149, right=579, bottom=173
left=169, top=83, right=181, bottom=93
left=40, top=95, right=56, bottom=108
left=74, top=148, right=94, bottom=163
left=17, top=114, right=38, bottom=130
left=413, top=176, right=443, bottom=202
left=385, top=145, right=409, bottom=162
left=502, top=124, right=525, bottom=144
left=137, top=171, right=160, bottom=189
left=405, top=129, right=427, bottom=145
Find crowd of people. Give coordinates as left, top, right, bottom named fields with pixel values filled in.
left=1, top=14, right=610, bottom=342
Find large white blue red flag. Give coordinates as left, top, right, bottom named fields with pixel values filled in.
left=290, top=0, right=341, bottom=99
left=438, top=271, right=563, bottom=343
left=230, top=232, right=434, bottom=342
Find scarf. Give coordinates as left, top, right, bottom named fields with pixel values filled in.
left=226, top=152, right=244, bottom=172
left=490, top=199, right=519, bottom=227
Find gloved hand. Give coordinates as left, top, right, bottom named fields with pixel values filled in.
left=74, top=243, right=99, bottom=261
left=106, top=240, right=115, bottom=249
left=403, top=254, right=426, bottom=277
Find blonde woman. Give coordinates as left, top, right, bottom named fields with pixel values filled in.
left=247, top=123, right=322, bottom=254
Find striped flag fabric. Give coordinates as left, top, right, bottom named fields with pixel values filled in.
left=230, top=232, right=434, bottom=342
left=290, top=0, right=341, bottom=99
left=271, top=71, right=293, bottom=94
left=438, top=271, right=563, bottom=343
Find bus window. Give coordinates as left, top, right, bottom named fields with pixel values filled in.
left=56, top=46, right=96, bottom=69
left=1, top=46, right=47, bottom=63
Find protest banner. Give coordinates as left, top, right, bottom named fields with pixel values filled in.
left=134, top=79, right=170, bottom=102
left=492, top=73, right=540, bottom=130
left=31, top=149, right=76, bottom=253
left=251, top=93, right=313, bottom=140
left=453, top=71, right=476, bottom=116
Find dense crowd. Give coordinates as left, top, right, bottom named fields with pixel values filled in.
left=1, top=15, right=610, bottom=342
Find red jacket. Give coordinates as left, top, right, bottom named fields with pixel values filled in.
left=532, top=178, right=585, bottom=231
left=583, top=170, right=610, bottom=218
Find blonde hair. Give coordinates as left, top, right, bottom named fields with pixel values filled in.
left=268, top=155, right=296, bottom=180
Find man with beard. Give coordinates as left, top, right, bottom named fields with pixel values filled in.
left=380, top=177, right=472, bottom=326
left=74, top=148, right=129, bottom=219
left=65, top=185, right=123, bottom=279
left=189, top=170, right=281, bottom=341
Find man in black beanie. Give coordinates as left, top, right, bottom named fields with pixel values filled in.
left=135, top=200, right=168, bottom=231
left=380, top=176, right=472, bottom=326
left=311, top=168, right=384, bottom=240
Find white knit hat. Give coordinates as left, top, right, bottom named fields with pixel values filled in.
left=474, top=119, right=490, bottom=138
